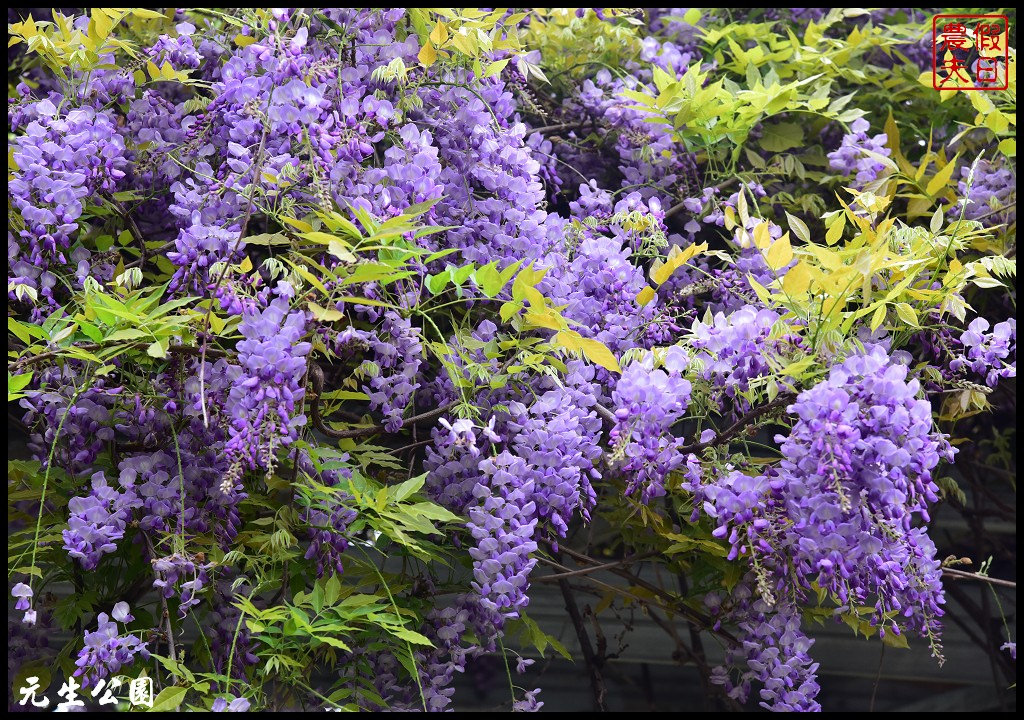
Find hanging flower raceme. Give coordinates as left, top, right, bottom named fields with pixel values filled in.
left=610, top=348, right=692, bottom=503
left=224, top=287, right=311, bottom=478
left=73, top=603, right=149, bottom=689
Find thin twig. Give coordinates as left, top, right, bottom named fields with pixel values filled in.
left=942, top=567, right=1016, bottom=589
left=141, top=533, right=176, bottom=663
left=676, top=394, right=792, bottom=455
left=530, top=121, right=589, bottom=135
left=558, top=578, right=607, bottom=712
left=308, top=361, right=460, bottom=438
left=535, top=551, right=659, bottom=582
left=664, top=177, right=740, bottom=219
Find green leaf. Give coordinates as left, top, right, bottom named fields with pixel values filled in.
left=8, top=372, right=33, bottom=394
left=392, top=475, right=426, bottom=502
left=757, top=121, right=804, bottom=153
left=391, top=627, right=434, bottom=646
left=424, top=272, right=450, bottom=295
left=149, top=686, right=188, bottom=712
left=407, top=501, right=460, bottom=523
left=315, top=635, right=352, bottom=651
left=785, top=212, right=811, bottom=244
left=881, top=630, right=910, bottom=649
left=894, top=303, right=919, bottom=327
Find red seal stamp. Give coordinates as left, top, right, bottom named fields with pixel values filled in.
left=932, top=14, right=1010, bottom=91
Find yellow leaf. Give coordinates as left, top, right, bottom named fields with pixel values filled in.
left=894, top=302, right=919, bottom=327
left=636, top=286, right=656, bottom=306
left=578, top=337, right=621, bottom=373
left=914, top=155, right=931, bottom=182
left=825, top=214, right=845, bottom=245
left=736, top=189, right=749, bottom=226
left=782, top=260, right=811, bottom=295
left=764, top=234, right=793, bottom=270
left=511, top=264, right=548, bottom=308
left=651, top=242, right=707, bottom=285
left=884, top=110, right=914, bottom=175
left=926, top=153, right=959, bottom=197
left=234, top=33, right=256, bottom=48
left=288, top=263, right=329, bottom=296
left=747, top=275, right=773, bottom=305
left=870, top=303, right=887, bottom=332
left=146, top=59, right=161, bottom=80
left=281, top=216, right=313, bottom=233
left=429, top=21, right=448, bottom=46
left=752, top=221, right=772, bottom=250
left=554, top=330, right=581, bottom=352
left=516, top=263, right=548, bottom=288
left=907, top=196, right=933, bottom=219
left=523, top=308, right=564, bottom=331
left=418, top=40, right=437, bottom=67
left=309, top=302, right=343, bottom=322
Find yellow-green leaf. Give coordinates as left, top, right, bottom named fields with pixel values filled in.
left=418, top=40, right=437, bottom=67
left=636, top=286, right=656, bottom=307
left=309, top=302, right=343, bottom=322
left=764, top=234, right=793, bottom=270
left=578, top=336, right=620, bottom=373
left=825, top=214, right=845, bottom=245
left=782, top=260, right=812, bottom=295
left=894, top=303, right=919, bottom=327
left=870, top=303, right=887, bottom=332
left=281, top=216, right=313, bottom=233
left=926, top=154, right=959, bottom=197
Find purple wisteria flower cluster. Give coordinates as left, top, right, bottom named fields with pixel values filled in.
left=827, top=118, right=892, bottom=187
left=611, top=349, right=692, bottom=503
left=951, top=317, right=1017, bottom=387
left=692, top=345, right=958, bottom=709
left=225, top=288, right=311, bottom=475
left=953, top=158, right=1017, bottom=225
left=73, top=603, right=149, bottom=689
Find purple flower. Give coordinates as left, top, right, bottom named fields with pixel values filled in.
left=73, top=607, right=149, bottom=688
left=12, top=582, right=32, bottom=611
left=212, top=695, right=251, bottom=712
left=225, top=291, right=311, bottom=474
left=828, top=118, right=892, bottom=187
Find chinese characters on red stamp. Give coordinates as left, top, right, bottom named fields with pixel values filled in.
left=932, top=14, right=1010, bottom=91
